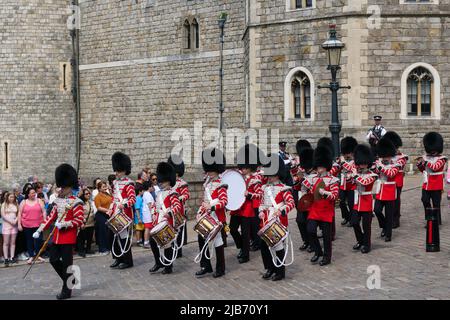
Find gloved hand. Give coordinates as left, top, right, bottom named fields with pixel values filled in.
left=32, top=231, right=40, bottom=239
left=55, top=222, right=65, bottom=229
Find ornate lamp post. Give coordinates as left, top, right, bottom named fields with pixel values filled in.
left=318, top=24, right=351, bottom=158
left=218, top=12, right=227, bottom=146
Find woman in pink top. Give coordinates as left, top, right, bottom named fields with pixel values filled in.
left=18, top=188, right=47, bottom=264
left=1, top=192, right=19, bottom=266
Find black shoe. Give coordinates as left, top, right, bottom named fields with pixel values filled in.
left=78, top=252, right=86, bottom=258
left=271, top=273, right=285, bottom=281
left=110, top=260, right=120, bottom=268
left=86, top=250, right=95, bottom=255
left=212, top=271, right=225, bottom=278
left=393, top=222, right=399, bottom=229
left=353, top=243, right=362, bottom=250
left=10, top=257, right=17, bottom=264
left=262, top=270, right=274, bottom=280
left=237, top=249, right=243, bottom=259
left=176, top=250, right=183, bottom=259
left=299, top=243, right=309, bottom=251
left=149, top=264, right=163, bottom=273
left=361, top=246, right=371, bottom=254
left=118, top=263, right=132, bottom=270
left=238, top=256, right=249, bottom=264
left=385, top=237, right=391, bottom=242
left=162, top=267, right=173, bottom=274
left=56, top=289, right=72, bottom=300
left=341, top=219, right=349, bottom=226
left=195, top=267, right=213, bottom=277
left=319, top=257, right=331, bottom=266
left=310, top=253, right=323, bottom=263
left=250, top=245, right=260, bottom=252
left=4, top=259, right=9, bottom=267
left=381, top=230, right=386, bottom=237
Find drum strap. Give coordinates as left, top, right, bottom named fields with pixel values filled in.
left=270, top=233, right=295, bottom=267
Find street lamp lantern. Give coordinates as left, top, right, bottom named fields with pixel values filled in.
left=321, top=24, right=344, bottom=68
left=318, top=24, right=351, bottom=158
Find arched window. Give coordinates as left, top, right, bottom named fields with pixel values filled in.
left=184, top=20, right=191, bottom=49
left=284, top=67, right=314, bottom=121
left=401, top=63, right=440, bottom=119
left=192, top=18, right=199, bottom=49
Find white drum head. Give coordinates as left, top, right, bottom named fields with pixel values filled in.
left=149, top=221, right=167, bottom=236
left=221, top=169, right=246, bottom=211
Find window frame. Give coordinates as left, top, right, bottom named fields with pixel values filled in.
left=284, top=67, right=315, bottom=122
left=286, top=0, right=316, bottom=12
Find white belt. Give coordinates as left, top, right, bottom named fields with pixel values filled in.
left=428, top=172, right=444, bottom=176
left=380, top=181, right=396, bottom=185
left=358, top=191, right=373, bottom=195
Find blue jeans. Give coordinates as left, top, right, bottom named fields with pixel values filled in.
left=95, top=212, right=110, bottom=253
left=23, top=227, right=42, bottom=258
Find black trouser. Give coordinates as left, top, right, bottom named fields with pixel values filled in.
left=110, top=231, right=133, bottom=266
left=296, top=210, right=309, bottom=245
left=197, top=230, right=226, bottom=273
left=150, top=238, right=173, bottom=270
left=77, top=227, right=95, bottom=254
left=229, top=215, right=251, bottom=259
left=260, top=237, right=285, bottom=277
left=350, top=211, right=372, bottom=248
left=250, top=209, right=260, bottom=248
left=339, top=189, right=354, bottom=221
left=394, top=187, right=402, bottom=226
left=374, top=200, right=395, bottom=238
left=95, top=212, right=110, bottom=253
left=421, top=190, right=442, bottom=225
left=49, top=244, right=74, bottom=292
left=307, top=220, right=332, bottom=259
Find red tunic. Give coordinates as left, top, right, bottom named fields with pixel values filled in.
left=374, top=159, right=399, bottom=201
left=259, top=183, right=295, bottom=228
left=174, top=178, right=190, bottom=217
left=331, top=159, right=356, bottom=191
left=393, top=153, right=408, bottom=188
left=198, top=177, right=228, bottom=223
left=39, top=196, right=84, bottom=245
left=417, top=155, right=447, bottom=191
left=238, top=172, right=263, bottom=218
left=112, top=177, right=136, bottom=219
left=307, top=173, right=339, bottom=223
left=150, top=189, right=182, bottom=229
left=353, top=170, right=377, bottom=212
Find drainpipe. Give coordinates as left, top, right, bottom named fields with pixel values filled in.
left=70, top=0, right=81, bottom=172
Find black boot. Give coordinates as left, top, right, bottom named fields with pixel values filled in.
left=195, top=267, right=213, bottom=277
left=310, top=253, right=323, bottom=263
left=262, top=270, right=274, bottom=280
left=56, top=287, right=72, bottom=300
left=319, top=257, right=331, bottom=266
left=110, top=260, right=120, bottom=268
left=361, top=246, right=371, bottom=254
left=271, top=272, right=285, bottom=281
left=162, top=266, right=173, bottom=274
left=176, top=249, right=183, bottom=259
left=299, top=243, right=309, bottom=251
left=238, top=256, right=249, bottom=264
left=149, top=264, right=163, bottom=273
left=353, top=243, right=362, bottom=250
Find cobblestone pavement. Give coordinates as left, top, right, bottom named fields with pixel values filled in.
left=1, top=175, right=449, bottom=300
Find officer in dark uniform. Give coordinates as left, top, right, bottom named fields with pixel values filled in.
left=366, top=116, right=387, bottom=156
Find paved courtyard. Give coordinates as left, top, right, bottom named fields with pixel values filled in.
left=1, top=175, right=449, bottom=300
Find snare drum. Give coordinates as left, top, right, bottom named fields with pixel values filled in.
left=194, top=214, right=222, bottom=240
left=106, top=210, right=132, bottom=235
left=172, top=210, right=186, bottom=230
left=257, top=218, right=288, bottom=248
left=149, top=221, right=177, bottom=249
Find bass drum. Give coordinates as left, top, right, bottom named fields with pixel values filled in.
left=221, top=169, right=246, bottom=211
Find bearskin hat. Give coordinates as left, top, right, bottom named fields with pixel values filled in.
left=112, top=152, right=131, bottom=175
left=423, top=132, right=443, bottom=154
left=299, top=148, right=314, bottom=171
left=317, top=137, right=334, bottom=154
left=340, top=136, right=358, bottom=155
left=167, top=154, right=185, bottom=177
left=296, top=139, right=312, bottom=156
left=157, top=162, right=176, bottom=187
left=202, top=148, right=226, bottom=174
left=55, top=164, right=78, bottom=188
left=376, top=138, right=396, bottom=158
left=354, top=144, right=374, bottom=166
left=236, top=143, right=261, bottom=171
left=261, top=153, right=287, bottom=182
left=313, top=146, right=333, bottom=171
left=383, top=131, right=403, bottom=149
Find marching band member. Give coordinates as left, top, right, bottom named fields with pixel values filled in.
left=168, top=154, right=190, bottom=258
left=351, top=144, right=377, bottom=254
left=149, top=162, right=182, bottom=274
left=305, top=146, right=339, bottom=266
left=294, top=147, right=315, bottom=252
left=33, top=164, right=84, bottom=300
left=373, top=138, right=399, bottom=242
left=230, top=144, right=263, bottom=264
left=382, top=131, right=408, bottom=229
left=109, top=152, right=136, bottom=270
left=417, top=132, right=447, bottom=225
left=195, top=148, right=228, bottom=278
left=290, top=139, right=312, bottom=178
left=332, top=136, right=358, bottom=226
left=259, top=154, right=295, bottom=281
